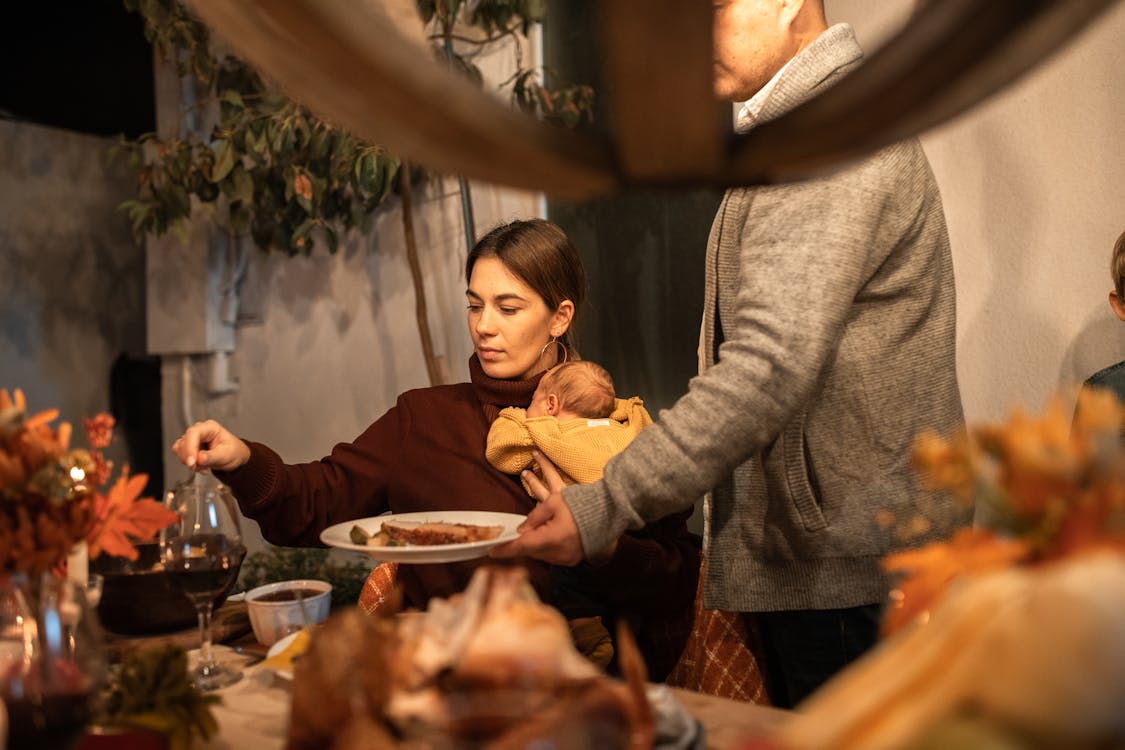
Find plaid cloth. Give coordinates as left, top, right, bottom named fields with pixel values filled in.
left=358, top=561, right=400, bottom=616
left=666, top=562, right=771, bottom=704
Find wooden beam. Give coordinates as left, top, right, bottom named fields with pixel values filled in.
left=191, top=0, right=617, bottom=199
left=600, top=0, right=724, bottom=180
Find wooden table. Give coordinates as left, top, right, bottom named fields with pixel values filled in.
left=103, top=604, right=790, bottom=749
left=195, top=652, right=789, bottom=750
left=101, top=601, right=255, bottom=661
left=669, top=687, right=789, bottom=748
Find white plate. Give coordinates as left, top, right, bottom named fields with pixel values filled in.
left=319, top=510, right=524, bottom=563
left=265, top=630, right=302, bottom=681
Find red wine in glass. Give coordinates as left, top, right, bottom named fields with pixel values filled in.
left=164, top=532, right=246, bottom=690
left=6, top=689, right=93, bottom=750
left=165, top=533, right=246, bottom=606
left=162, top=472, right=246, bottom=691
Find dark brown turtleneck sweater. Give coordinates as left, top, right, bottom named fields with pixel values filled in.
left=218, top=355, right=699, bottom=678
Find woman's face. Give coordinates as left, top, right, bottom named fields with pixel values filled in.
left=467, top=256, right=573, bottom=380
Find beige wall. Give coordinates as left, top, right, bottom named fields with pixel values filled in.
left=829, top=1, right=1125, bottom=423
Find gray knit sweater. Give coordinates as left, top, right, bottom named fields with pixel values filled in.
left=564, top=24, right=969, bottom=612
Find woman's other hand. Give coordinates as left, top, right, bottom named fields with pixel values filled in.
left=172, top=419, right=251, bottom=472
left=491, top=450, right=585, bottom=565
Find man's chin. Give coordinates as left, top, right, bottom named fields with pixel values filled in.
left=712, top=81, right=743, bottom=104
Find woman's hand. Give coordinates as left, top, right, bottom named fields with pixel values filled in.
left=491, top=451, right=585, bottom=565
left=171, top=419, right=251, bottom=472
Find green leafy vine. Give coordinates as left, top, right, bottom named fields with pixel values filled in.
left=114, top=0, right=592, bottom=256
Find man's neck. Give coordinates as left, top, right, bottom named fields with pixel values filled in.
left=735, top=59, right=793, bottom=131
left=737, top=19, right=831, bottom=121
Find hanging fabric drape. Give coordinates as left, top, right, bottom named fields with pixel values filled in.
left=189, top=0, right=1121, bottom=199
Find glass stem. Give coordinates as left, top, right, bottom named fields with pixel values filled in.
left=197, top=603, right=216, bottom=670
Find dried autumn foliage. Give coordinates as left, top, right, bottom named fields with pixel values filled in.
left=87, top=470, right=180, bottom=561
left=883, top=389, right=1125, bottom=636
left=882, top=528, right=1031, bottom=636
left=0, top=388, right=179, bottom=575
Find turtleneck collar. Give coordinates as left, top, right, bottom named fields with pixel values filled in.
left=469, top=353, right=545, bottom=421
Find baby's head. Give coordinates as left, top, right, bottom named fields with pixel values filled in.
left=1112, top=229, right=1125, bottom=322
left=527, top=361, right=615, bottom=420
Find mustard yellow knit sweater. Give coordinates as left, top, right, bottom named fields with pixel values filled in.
left=486, top=397, right=652, bottom=492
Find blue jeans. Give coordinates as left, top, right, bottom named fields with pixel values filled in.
left=756, top=603, right=882, bottom=709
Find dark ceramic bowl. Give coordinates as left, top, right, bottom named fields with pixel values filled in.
left=92, top=543, right=240, bottom=636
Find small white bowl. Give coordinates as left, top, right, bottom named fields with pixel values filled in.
left=245, top=579, right=332, bottom=646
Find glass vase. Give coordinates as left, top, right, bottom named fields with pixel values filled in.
left=0, top=573, right=107, bottom=750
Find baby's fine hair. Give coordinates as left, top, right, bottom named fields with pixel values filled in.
left=1113, top=229, right=1125, bottom=299
left=543, top=361, right=616, bottom=419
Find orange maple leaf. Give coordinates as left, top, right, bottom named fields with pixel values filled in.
left=86, top=470, right=179, bottom=560
left=881, top=528, right=1031, bottom=637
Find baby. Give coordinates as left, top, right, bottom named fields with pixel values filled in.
left=486, top=360, right=653, bottom=669
left=487, top=360, right=652, bottom=489
left=528, top=360, right=615, bottom=419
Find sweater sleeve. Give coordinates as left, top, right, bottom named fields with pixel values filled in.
left=484, top=407, right=537, bottom=475
left=564, top=146, right=922, bottom=557
left=215, top=403, right=403, bottom=547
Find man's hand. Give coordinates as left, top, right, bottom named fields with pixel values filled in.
left=171, top=419, right=251, bottom=472
left=491, top=451, right=585, bottom=565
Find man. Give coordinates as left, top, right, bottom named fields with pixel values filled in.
left=494, top=0, right=968, bottom=708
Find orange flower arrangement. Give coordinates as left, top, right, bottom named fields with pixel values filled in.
left=0, top=388, right=179, bottom=576
left=882, top=388, right=1125, bottom=636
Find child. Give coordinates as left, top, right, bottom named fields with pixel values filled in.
left=486, top=360, right=653, bottom=668
left=486, top=360, right=652, bottom=489
left=1079, top=230, right=1125, bottom=410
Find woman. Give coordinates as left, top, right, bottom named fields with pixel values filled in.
left=172, top=219, right=700, bottom=679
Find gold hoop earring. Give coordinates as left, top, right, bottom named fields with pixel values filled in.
left=538, top=337, right=568, bottom=367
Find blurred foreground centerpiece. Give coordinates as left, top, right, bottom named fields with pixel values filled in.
left=884, top=388, right=1125, bottom=635
left=288, top=566, right=662, bottom=749
left=771, top=390, right=1125, bottom=750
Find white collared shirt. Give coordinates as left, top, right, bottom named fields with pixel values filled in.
left=734, top=59, right=793, bottom=133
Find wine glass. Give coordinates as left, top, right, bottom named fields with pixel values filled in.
left=0, top=574, right=107, bottom=750
left=161, top=472, right=246, bottom=691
